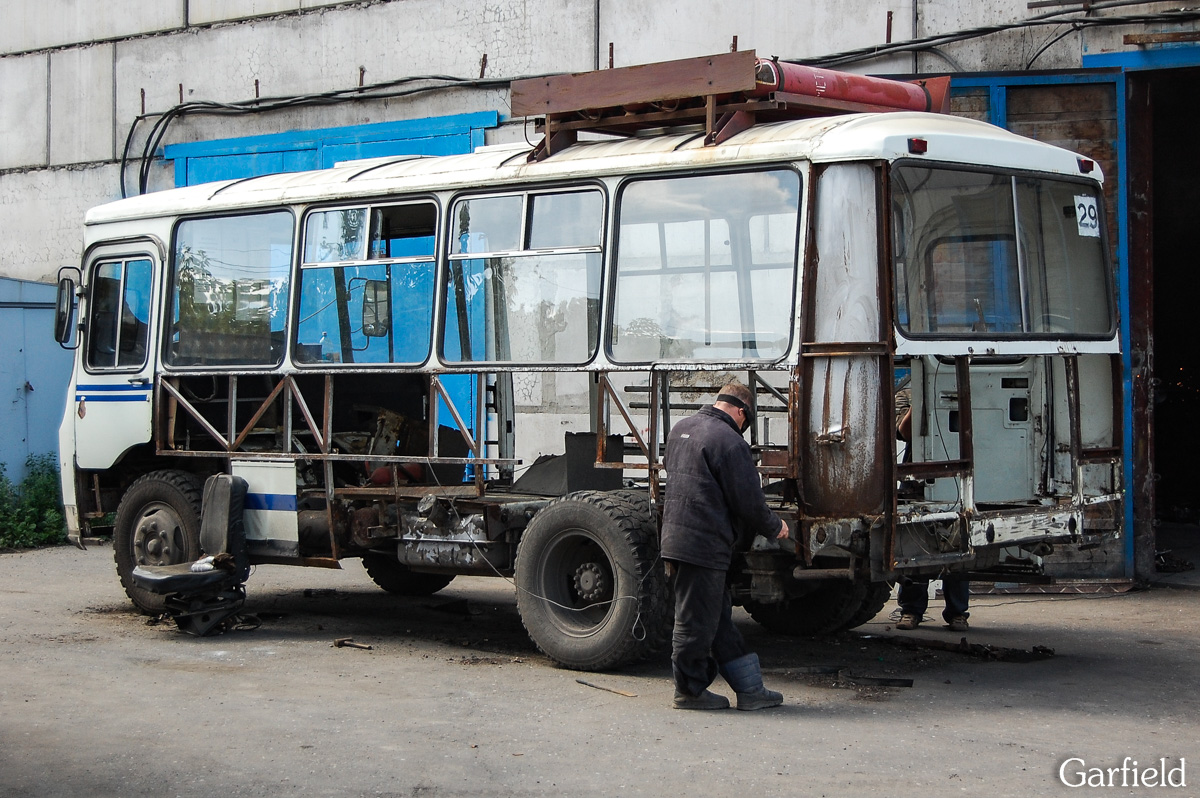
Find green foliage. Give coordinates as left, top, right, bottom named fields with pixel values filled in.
left=0, top=454, right=66, bottom=550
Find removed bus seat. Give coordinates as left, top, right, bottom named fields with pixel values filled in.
left=131, top=474, right=252, bottom=636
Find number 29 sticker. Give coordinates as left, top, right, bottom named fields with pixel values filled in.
left=1074, top=195, right=1100, bottom=238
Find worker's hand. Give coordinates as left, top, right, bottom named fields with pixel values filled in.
left=777, top=520, right=790, bottom=540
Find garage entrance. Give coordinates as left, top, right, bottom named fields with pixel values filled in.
left=1147, top=69, right=1200, bottom=525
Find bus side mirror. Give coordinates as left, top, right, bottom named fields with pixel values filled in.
left=361, top=279, right=390, bottom=338
left=54, top=267, right=81, bottom=347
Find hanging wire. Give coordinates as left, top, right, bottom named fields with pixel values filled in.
left=121, top=73, right=520, bottom=198
left=789, top=4, right=1200, bottom=70
left=119, top=2, right=1200, bottom=198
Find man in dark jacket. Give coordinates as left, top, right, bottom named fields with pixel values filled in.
left=661, top=382, right=789, bottom=710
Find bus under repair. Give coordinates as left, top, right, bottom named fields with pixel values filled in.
left=54, top=52, right=1121, bottom=670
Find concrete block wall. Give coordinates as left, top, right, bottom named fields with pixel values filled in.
left=0, top=0, right=1188, bottom=283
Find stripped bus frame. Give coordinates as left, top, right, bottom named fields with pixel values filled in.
left=55, top=52, right=1122, bottom=669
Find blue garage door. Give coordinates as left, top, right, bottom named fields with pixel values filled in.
left=164, top=111, right=498, bottom=185
left=0, top=279, right=74, bottom=481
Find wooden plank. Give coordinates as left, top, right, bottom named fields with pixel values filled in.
left=541, top=98, right=776, bottom=133
left=1007, top=84, right=1116, bottom=116
left=950, top=88, right=989, bottom=122
left=511, top=50, right=757, bottom=117
left=1125, top=31, right=1200, bottom=45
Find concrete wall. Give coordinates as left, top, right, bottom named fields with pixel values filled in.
left=0, top=0, right=1194, bottom=283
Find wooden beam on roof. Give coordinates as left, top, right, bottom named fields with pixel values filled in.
left=511, top=50, right=758, bottom=118
left=1124, top=31, right=1200, bottom=46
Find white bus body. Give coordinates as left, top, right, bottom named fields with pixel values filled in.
left=56, top=110, right=1121, bottom=668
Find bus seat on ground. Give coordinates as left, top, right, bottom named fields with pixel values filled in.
left=131, top=474, right=252, bottom=636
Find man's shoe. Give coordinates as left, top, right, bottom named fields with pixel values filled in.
left=895, top=613, right=920, bottom=630
left=734, top=686, right=784, bottom=711
left=673, top=689, right=730, bottom=710
left=946, top=615, right=970, bottom=632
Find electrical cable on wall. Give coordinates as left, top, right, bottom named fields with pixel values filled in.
left=120, top=73, right=517, bottom=197
left=119, top=1, right=1200, bottom=197
left=790, top=5, right=1200, bottom=70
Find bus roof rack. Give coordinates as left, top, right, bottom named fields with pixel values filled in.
left=511, top=50, right=950, bottom=161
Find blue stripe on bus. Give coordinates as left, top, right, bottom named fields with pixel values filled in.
left=75, top=394, right=151, bottom=402
left=76, top=384, right=152, bottom=391
left=244, top=493, right=298, bottom=512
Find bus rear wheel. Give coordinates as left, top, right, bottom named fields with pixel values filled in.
left=746, top=579, right=890, bottom=636
left=113, top=470, right=204, bottom=614
left=514, top=491, right=670, bottom=671
left=362, top=552, right=455, bottom=596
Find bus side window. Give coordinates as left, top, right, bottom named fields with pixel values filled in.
left=87, top=258, right=152, bottom=370
left=442, top=190, right=603, bottom=366
left=167, top=212, right=294, bottom=368
left=296, top=201, right=438, bottom=366
left=610, top=170, right=800, bottom=363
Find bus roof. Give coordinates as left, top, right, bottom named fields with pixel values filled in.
left=88, top=111, right=1101, bottom=225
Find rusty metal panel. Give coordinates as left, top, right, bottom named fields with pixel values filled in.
left=801, top=163, right=890, bottom=517
left=510, top=51, right=757, bottom=118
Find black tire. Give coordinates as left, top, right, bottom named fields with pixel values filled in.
left=611, top=489, right=655, bottom=528
left=842, top=581, right=892, bottom=631
left=514, top=491, right=671, bottom=671
left=362, top=552, right=455, bottom=596
left=746, top=578, right=886, bottom=636
left=609, top=489, right=673, bottom=658
left=113, top=470, right=204, bottom=614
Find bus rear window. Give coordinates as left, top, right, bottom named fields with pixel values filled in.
left=892, top=165, right=1112, bottom=338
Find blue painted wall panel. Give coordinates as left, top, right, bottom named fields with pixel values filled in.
left=166, top=111, right=499, bottom=186
left=185, top=151, right=286, bottom=185
left=319, top=133, right=473, bottom=167
left=0, top=278, right=74, bottom=482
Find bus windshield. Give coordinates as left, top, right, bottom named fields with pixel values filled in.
left=891, top=164, right=1112, bottom=338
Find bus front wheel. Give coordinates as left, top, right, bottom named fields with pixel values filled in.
left=113, top=470, right=204, bottom=614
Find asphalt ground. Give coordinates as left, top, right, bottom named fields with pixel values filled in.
left=2, top=540, right=1199, bottom=797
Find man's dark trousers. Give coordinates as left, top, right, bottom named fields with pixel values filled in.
left=898, top=577, right=970, bottom=622
left=671, top=560, right=749, bottom=696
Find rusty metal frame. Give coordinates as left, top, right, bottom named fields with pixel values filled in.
left=155, top=373, right=513, bottom=493
left=158, top=377, right=230, bottom=450
left=615, top=372, right=794, bottom=480
left=894, top=356, right=976, bottom=491
left=157, top=373, right=332, bottom=455
left=428, top=373, right=505, bottom=495
left=511, top=52, right=758, bottom=118
left=514, top=52, right=758, bottom=159
left=512, top=50, right=943, bottom=161
left=595, top=372, right=655, bottom=469
left=430, top=375, right=481, bottom=460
